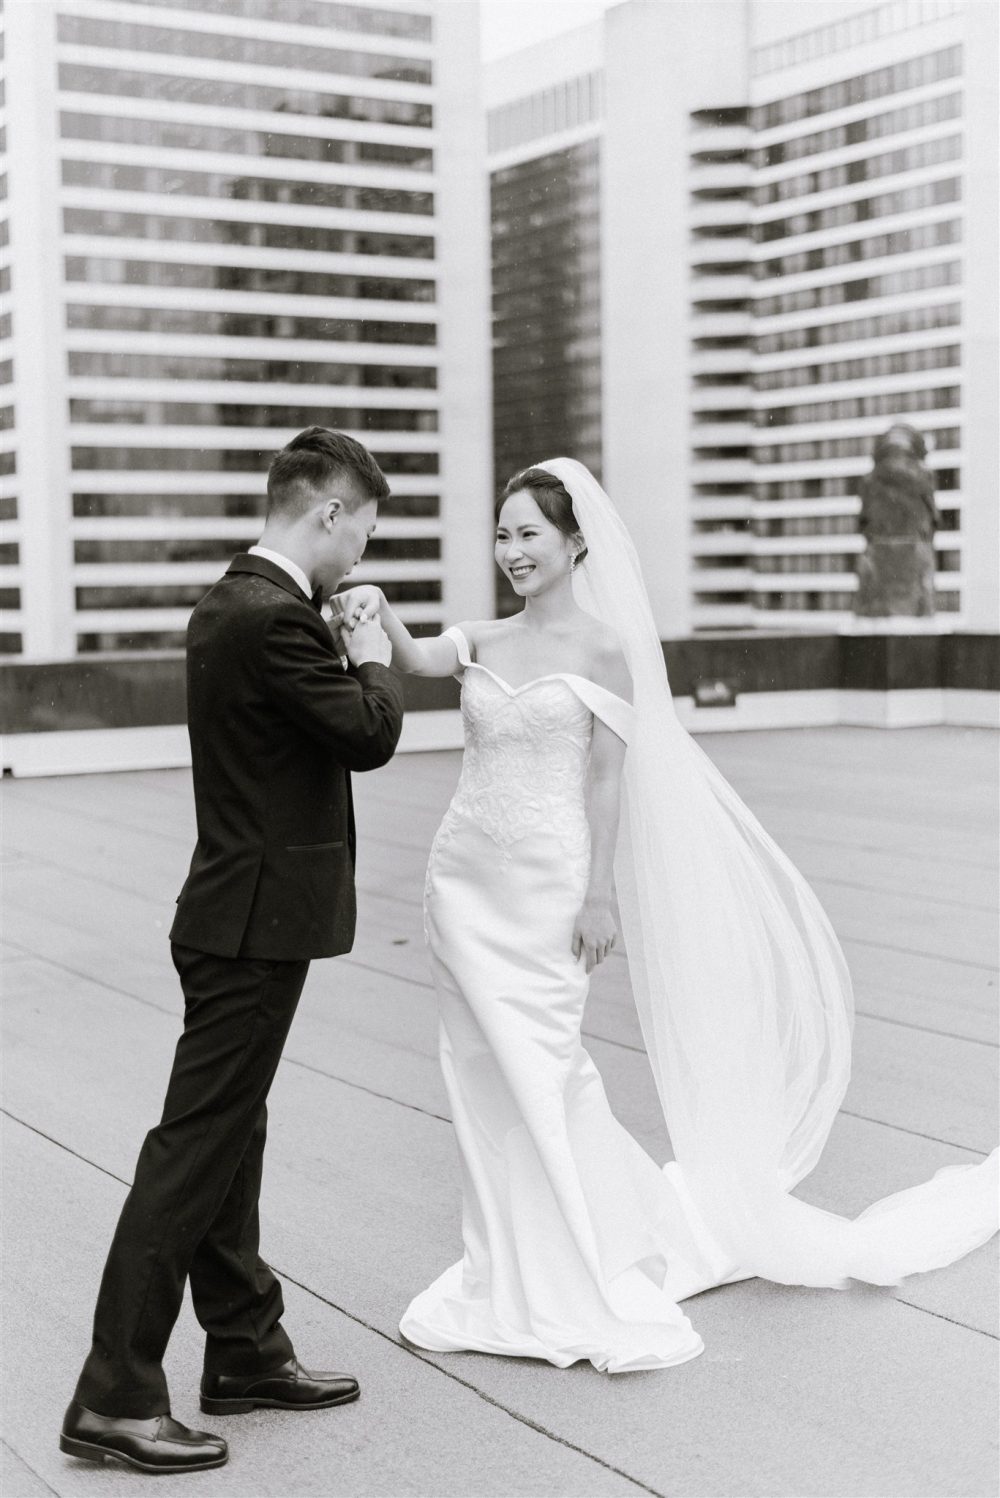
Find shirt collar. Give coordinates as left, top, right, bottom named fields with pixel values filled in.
left=248, top=545, right=313, bottom=602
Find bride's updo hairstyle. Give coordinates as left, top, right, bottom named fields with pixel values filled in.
left=499, top=467, right=588, bottom=566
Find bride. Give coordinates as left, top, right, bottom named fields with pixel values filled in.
left=335, top=458, right=998, bottom=1373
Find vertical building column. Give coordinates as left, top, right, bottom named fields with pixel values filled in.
left=601, top=0, right=749, bottom=640
left=432, top=0, right=494, bottom=625
left=960, top=0, right=999, bottom=632
left=5, top=0, right=75, bottom=660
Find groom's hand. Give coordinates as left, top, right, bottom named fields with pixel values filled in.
left=343, top=615, right=392, bottom=668
left=331, top=585, right=382, bottom=628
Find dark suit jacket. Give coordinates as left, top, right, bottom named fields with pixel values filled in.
left=170, top=553, right=405, bottom=961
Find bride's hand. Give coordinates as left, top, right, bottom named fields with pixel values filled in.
left=572, top=899, right=617, bottom=973
left=330, top=584, right=382, bottom=630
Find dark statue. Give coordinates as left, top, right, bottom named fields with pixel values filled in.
left=854, top=423, right=940, bottom=617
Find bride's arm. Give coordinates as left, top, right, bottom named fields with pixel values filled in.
left=331, top=584, right=467, bottom=676
left=574, top=717, right=628, bottom=973
left=573, top=636, right=631, bottom=972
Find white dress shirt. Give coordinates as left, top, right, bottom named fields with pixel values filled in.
left=248, top=544, right=313, bottom=602
left=248, top=544, right=349, bottom=668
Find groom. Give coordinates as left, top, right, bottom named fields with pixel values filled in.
left=61, top=428, right=405, bottom=1474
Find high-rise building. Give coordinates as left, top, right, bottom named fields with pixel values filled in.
left=487, top=0, right=998, bottom=637
left=1, top=0, right=491, bottom=662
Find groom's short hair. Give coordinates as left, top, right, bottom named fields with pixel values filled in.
left=266, top=427, right=390, bottom=518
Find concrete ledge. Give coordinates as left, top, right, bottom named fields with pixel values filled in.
left=2, top=724, right=194, bottom=778
left=1, top=633, right=996, bottom=774
left=5, top=687, right=995, bottom=775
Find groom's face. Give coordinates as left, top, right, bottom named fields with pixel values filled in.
left=315, top=491, right=379, bottom=596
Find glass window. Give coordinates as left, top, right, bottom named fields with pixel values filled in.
left=67, top=349, right=438, bottom=387
left=755, top=92, right=961, bottom=169
left=69, top=398, right=439, bottom=432
left=754, top=469, right=958, bottom=502
left=64, top=256, right=436, bottom=303
left=689, top=107, right=750, bottom=127
left=59, top=111, right=433, bottom=171
left=755, top=344, right=960, bottom=391
left=72, top=490, right=440, bottom=518
left=757, top=218, right=962, bottom=279
left=757, top=177, right=961, bottom=243
left=120, top=0, right=432, bottom=42
left=754, top=427, right=959, bottom=463
left=756, top=385, right=960, bottom=427
left=73, top=536, right=441, bottom=564
left=755, top=301, right=961, bottom=355
left=58, top=62, right=432, bottom=128
left=755, top=135, right=962, bottom=207
left=74, top=492, right=265, bottom=518
left=492, top=139, right=603, bottom=490
left=60, top=160, right=434, bottom=217
left=62, top=207, right=434, bottom=259
left=751, top=47, right=961, bottom=131
left=71, top=446, right=440, bottom=474
left=77, top=630, right=187, bottom=651
left=76, top=583, right=210, bottom=608
left=66, top=303, right=438, bottom=344
left=755, top=260, right=961, bottom=318
left=56, top=14, right=432, bottom=85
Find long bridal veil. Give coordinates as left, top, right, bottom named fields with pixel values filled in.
left=540, top=456, right=998, bottom=1287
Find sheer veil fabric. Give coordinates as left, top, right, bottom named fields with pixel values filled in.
left=539, top=457, right=998, bottom=1287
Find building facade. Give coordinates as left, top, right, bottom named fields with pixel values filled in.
left=1, top=0, right=491, bottom=662
left=487, top=0, right=998, bottom=636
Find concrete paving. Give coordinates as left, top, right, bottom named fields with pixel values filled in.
left=1, top=726, right=997, bottom=1498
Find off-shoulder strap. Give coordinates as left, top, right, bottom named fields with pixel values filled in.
left=565, top=677, right=634, bottom=746
left=441, top=624, right=472, bottom=672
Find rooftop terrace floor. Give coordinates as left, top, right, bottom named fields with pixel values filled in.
left=2, top=726, right=998, bottom=1498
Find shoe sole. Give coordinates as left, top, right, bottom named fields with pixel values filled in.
left=60, top=1434, right=227, bottom=1473
left=200, top=1387, right=360, bottom=1416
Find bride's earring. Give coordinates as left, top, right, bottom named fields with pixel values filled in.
left=569, top=551, right=580, bottom=573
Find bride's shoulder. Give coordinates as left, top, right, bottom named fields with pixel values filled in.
left=582, top=622, right=632, bottom=704
left=453, top=618, right=512, bottom=662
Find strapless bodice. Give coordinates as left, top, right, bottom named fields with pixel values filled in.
left=443, top=667, right=593, bottom=864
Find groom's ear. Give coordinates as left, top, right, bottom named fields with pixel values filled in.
left=320, top=497, right=343, bottom=532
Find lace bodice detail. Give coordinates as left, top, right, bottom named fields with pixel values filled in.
left=443, top=668, right=593, bottom=865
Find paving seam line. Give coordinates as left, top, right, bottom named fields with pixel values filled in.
left=0, top=1114, right=664, bottom=1498
left=4, top=1109, right=995, bottom=1353
left=776, top=832, right=997, bottom=873
left=3, top=947, right=992, bottom=1154
left=271, top=1267, right=668, bottom=1498
left=1, top=1437, right=61, bottom=1498
left=842, top=936, right=998, bottom=972
left=893, top=1298, right=1000, bottom=1341
left=808, top=873, right=998, bottom=914
left=5, top=789, right=194, bottom=845
left=10, top=937, right=995, bottom=1063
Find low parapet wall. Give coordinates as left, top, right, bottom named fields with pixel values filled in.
left=1, top=632, right=996, bottom=775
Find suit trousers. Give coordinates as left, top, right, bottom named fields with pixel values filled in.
left=74, top=943, right=309, bottom=1417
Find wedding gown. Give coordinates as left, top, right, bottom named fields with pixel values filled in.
left=399, top=624, right=998, bottom=1373
left=401, top=629, right=740, bottom=1371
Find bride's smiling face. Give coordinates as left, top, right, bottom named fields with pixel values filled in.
left=495, top=490, right=577, bottom=596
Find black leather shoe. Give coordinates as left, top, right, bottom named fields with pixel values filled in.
left=200, top=1357, right=359, bottom=1414
left=60, top=1400, right=228, bottom=1473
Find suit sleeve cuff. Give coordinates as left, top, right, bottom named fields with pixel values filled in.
left=353, top=660, right=400, bottom=686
